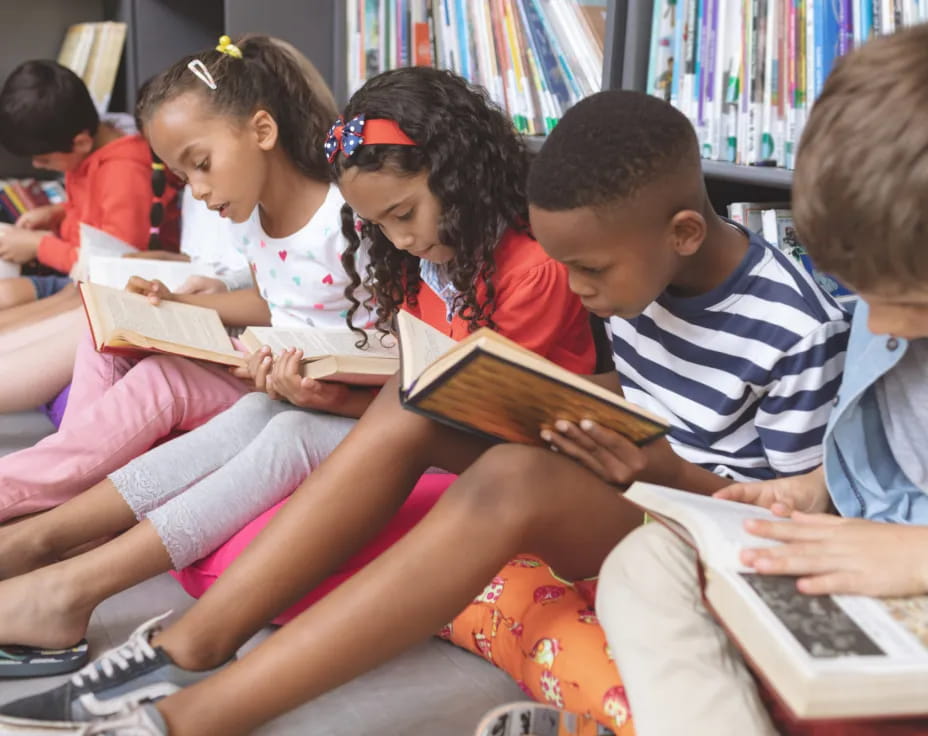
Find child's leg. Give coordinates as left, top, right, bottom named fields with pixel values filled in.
left=0, top=349, right=248, bottom=522
left=596, top=524, right=778, bottom=736
left=0, top=280, right=79, bottom=331
left=146, top=408, right=355, bottom=569
left=445, top=559, right=633, bottom=732
left=149, top=442, right=642, bottom=736
left=0, top=276, right=39, bottom=311
left=0, top=393, right=294, bottom=577
left=0, top=308, right=83, bottom=413
left=148, top=376, right=493, bottom=671
left=0, top=408, right=355, bottom=647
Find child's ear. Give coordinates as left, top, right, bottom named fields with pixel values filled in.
left=71, top=131, right=93, bottom=156
left=669, top=210, right=707, bottom=256
left=251, top=110, right=279, bottom=152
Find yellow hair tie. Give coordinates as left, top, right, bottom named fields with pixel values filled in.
left=216, top=35, right=242, bottom=59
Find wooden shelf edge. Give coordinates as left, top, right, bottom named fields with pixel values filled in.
left=701, top=160, right=794, bottom=188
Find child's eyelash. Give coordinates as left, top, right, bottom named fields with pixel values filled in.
left=194, top=159, right=209, bottom=171
left=395, top=210, right=413, bottom=222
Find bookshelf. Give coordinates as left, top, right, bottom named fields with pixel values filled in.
left=613, top=0, right=794, bottom=201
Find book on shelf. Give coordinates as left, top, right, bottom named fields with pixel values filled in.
left=239, top=326, right=400, bottom=386
left=57, top=21, right=127, bottom=114
left=78, top=281, right=244, bottom=367
left=647, top=0, right=928, bottom=171
left=345, top=0, right=605, bottom=134
left=395, top=310, right=669, bottom=447
left=0, top=178, right=53, bottom=224
left=758, top=207, right=854, bottom=299
left=624, top=482, right=928, bottom=721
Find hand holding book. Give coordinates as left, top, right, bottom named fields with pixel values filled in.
left=741, top=512, right=928, bottom=598
left=714, top=466, right=832, bottom=516
left=265, top=347, right=356, bottom=413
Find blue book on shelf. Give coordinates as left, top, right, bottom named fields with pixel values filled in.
left=521, top=0, right=572, bottom=110
left=859, top=0, right=873, bottom=41
left=453, top=0, right=470, bottom=80
left=813, top=0, right=840, bottom=100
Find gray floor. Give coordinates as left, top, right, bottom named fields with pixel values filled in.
left=0, top=412, right=525, bottom=735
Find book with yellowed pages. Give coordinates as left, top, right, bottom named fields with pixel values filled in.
left=79, top=282, right=244, bottom=368
left=239, top=326, right=399, bottom=385
left=624, top=482, right=928, bottom=722
left=395, top=310, right=669, bottom=447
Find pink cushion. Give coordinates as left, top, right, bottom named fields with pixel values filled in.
left=171, top=473, right=454, bottom=624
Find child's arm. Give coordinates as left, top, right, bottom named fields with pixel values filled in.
left=265, top=348, right=376, bottom=418
left=0, top=223, right=47, bottom=264
left=127, top=276, right=271, bottom=327
left=16, top=203, right=65, bottom=231
left=741, top=513, right=928, bottom=597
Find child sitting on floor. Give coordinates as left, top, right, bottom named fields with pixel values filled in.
left=597, top=23, right=928, bottom=736
left=0, top=60, right=157, bottom=306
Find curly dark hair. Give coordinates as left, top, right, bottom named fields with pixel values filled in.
left=331, top=67, right=530, bottom=338
left=528, top=89, right=700, bottom=211
left=136, top=35, right=338, bottom=183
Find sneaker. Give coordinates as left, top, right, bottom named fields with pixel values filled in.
left=0, top=702, right=167, bottom=734
left=0, top=613, right=228, bottom=723
left=475, top=702, right=614, bottom=736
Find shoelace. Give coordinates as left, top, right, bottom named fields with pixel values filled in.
left=70, top=611, right=173, bottom=688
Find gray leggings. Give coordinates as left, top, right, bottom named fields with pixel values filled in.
left=108, top=392, right=356, bottom=569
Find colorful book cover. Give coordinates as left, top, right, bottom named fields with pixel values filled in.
left=524, top=0, right=573, bottom=108
left=813, top=0, right=840, bottom=100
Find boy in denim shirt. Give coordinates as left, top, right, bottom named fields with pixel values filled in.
left=597, top=24, right=928, bottom=735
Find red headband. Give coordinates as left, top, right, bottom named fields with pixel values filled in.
left=324, top=115, right=417, bottom=162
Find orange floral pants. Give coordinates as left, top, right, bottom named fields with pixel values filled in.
left=439, top=555, right=635, bottom=735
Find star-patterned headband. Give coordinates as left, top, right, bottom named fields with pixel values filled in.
left=324, top=114, right=417, bottom=163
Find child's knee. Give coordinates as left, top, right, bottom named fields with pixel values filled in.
left=596, top=523, right=695, bottom=619
left=454, top=445, right=558, bottom=523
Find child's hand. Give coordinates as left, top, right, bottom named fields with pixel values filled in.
left=266, top=348, right=350, bottom=411
left=125, top=276, right=175, bottom=305
left=15, top=204, right=62, bottom=231
left=175, top=275, right=229, bottom=295
left=229, top=345, right=273, bottom=387
left=741, top=513, right=928, bottom=597
left=0, top=224, right=42, bottom=263
left=541, top=419, right=681, bottom=487
left=715, top=466, right=829, bottom=517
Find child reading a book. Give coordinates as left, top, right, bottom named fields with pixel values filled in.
left=0, top=60, right=168, bottom=414
left=0, top=60, right=156, bottom=298
left=0, top=65, right=596, bottom=676
left=0, top=35, right=362, bottom=522
left=0, top=90, right=849, bottom=733
left=596, top=24, right=928, bottom=735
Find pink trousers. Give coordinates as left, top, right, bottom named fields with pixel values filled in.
left=0, top=330, right=248, bottom=521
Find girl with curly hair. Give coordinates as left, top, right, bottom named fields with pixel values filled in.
left=0, top=65, right=598, bottom=728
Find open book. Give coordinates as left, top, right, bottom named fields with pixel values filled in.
left=79, top=282, right=244, bottom=368
left=240, top=326, right=399, bottom=385
left=396, top=311, right=669, bottom=447
left=74, top=224, right=205, bottom=290
left=625, top=482, right=928, bottom=721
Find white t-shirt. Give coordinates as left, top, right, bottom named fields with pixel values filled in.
left=234, top=184, right=366, bottom=329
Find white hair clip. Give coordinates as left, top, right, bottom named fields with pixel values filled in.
left=187, top=59, right=217, bottom=91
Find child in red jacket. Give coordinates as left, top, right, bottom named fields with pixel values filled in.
left=0, top=60, right=157, bottom=310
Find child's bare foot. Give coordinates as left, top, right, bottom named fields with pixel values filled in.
left=0, top=562, right=94, bottom=648
left=0, top=520, right=59, bottom=580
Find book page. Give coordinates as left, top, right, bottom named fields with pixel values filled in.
left=396, top=310, right=458, bottom=391
left=91, top=284, right=238, bottom=357
left=88, top=256, right=207, bottom=292
left=243, top=326, right=397, bottom=359
left=73, top=223, right=136, bottom=282
left=625, top=482, right=782, bottom=570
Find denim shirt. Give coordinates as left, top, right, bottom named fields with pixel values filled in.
left=824, top=300, right=928, bottom=523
